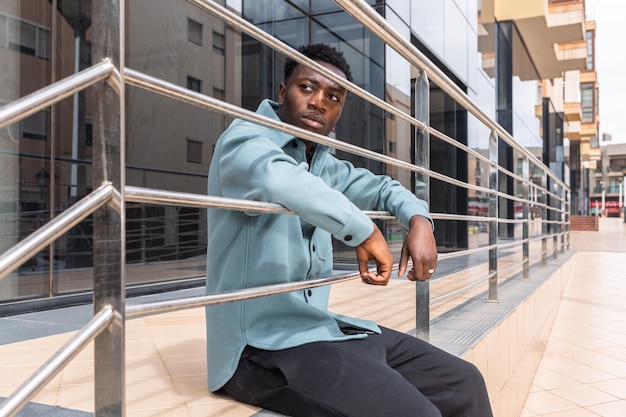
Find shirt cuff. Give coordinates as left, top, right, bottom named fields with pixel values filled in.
left=333, top=206, right=374, bottom=247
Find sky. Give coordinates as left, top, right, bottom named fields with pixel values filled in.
left=586, top=0, right=626, bottom=144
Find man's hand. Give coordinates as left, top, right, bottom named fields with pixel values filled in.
left=355, top=224, right=393, bottom=285
left=398, top=216, right=438, bottom=281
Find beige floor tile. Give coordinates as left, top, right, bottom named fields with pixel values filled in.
left=171, top=375, right=227, bottom=407
left=125, top=377, right=186, bottom=412
left=146, top=325, right=206, bottom=341
left=523, top=390, right=580, bottom=415
left=59, top=360, right=95, bottom=385
left=126, top=407, right=191, bottom=417
left=541, top=409, right=601, bottom=417
left=568, top=350, right=618, bottom=366
left=589, top=378, right=626, bottom=400
left=126, top=356, right=171, bottom=380
left=186, top=401, right=260, bottom=417
left=593, top=345, right=626, bottom=361
left=555, top=364, right=616, bottom=384
left=539, top=354, right=584, bottom=371
left=519, top=407, right=538, bottom=416
left=151, top=337, right=206, bottom=357
left=161, top=353, right=207, bottom=377
left=56, top=383, right=94, bottom=412
left=543, top=339, right=587, bottom=355
left=591, top=360, right=626, bottom=378
left=532, top=370, right=579, bottom=390
left=143, top=314, right=206, bottom=327
left=0, top=364, right=55, bottom=392
left=126, top=339, right=161, bottom=358
left=550, top=384, right=619, bottom=407
left=30, top=385, right=60, bottom=405
left=586, top=399, right=626, bottom=416
left=597, top=332, right=626, bottom=345
left=0, top=345, right=62, bottom=366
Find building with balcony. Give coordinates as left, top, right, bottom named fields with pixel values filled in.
left=1, top=0, right=597, bottom=306
left=533, top=6, right=600, bottom=215
left=0, top=2, right=611, bottom=417
left=589, top=142, right=626, bottom=216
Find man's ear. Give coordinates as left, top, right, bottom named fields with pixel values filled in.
left=277, top=82, right=286, bottom=105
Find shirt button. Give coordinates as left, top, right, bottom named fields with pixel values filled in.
left=307, top=289, right=312, bottom=297
left=344, top=235, right=353, bottom=241
left=312, top=245, right=316, bottom=252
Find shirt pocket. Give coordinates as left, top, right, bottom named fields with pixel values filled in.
left=310, top=228, right=332, bottom=262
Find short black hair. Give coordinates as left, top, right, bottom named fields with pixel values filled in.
left=284, top=44, right=353, bottom=83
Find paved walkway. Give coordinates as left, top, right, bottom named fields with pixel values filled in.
left=0, top=217, right=625, bottom=416
left=521, top=217, right=626, bottom=416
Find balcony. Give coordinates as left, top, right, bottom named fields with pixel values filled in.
left=562, top=78, right=582, bottom=122
left=478, top=0, right=587, bottom=80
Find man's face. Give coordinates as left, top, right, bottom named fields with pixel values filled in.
left=277, top=61, right=348, bottom=137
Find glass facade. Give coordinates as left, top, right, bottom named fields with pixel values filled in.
left=0, top=0, right=550, bottom=308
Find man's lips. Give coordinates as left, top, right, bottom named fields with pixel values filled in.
left=301, top=114, right=325, bottom=130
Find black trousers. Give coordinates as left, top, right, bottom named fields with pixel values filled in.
left=221, top=326, right=493, bottom=417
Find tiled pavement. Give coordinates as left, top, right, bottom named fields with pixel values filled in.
left=520, top=218, right=626, bottom=416
left=1, top=217, right=625, bottom=416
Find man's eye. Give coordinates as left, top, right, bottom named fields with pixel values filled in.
left=301, top=84, right=313, bottom=91
left=329, top=95, right=339, bottom=102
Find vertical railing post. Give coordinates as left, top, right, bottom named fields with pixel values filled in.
left=564, top=189, right=570, bottom=251
left=541, top=172, right=548, bottom=266
left=560, top=187, right=566, bottom=253
left=553, top=183, right=559, bottom=259
left=522, top=157, right=529, bottom=279
left=92, top=1, right=125, bottom=416
left=486, top=130, right=499, bottom=301
left=414, top=70, right=430, bottom=341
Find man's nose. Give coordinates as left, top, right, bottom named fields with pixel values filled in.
left=308, top=90, right=326, bottom=111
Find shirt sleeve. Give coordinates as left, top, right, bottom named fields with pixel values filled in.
left=323, top=154, right=433, bottom=230
left=213, top=124, right=374, bottom=247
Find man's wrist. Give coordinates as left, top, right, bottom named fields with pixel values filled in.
left=409, top=215, right=432, bottom=229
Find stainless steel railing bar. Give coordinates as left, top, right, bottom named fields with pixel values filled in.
left=0, top=60, right=114, bottom=130
left=0, top=183, right=114, bottom=281
left=126, top=185, right=291, bottom=214
left=0, top=306, right=114, bottom=417
left=497, top=240, right=525, bottom=250
left=127, top=186, right=519, bottom=226
left=497, top=218, right=528, bottom=225
left=437, top=245, right=497, bottom=261
left=124, top=69, right=492, bottom=195
left=333, top=0, right=568, bottom=193
left=431, top=272, right=496, bottom=305
left=125, top=185, right=393, bottom=219
left=186, top=0, right=423, bottom=134
left=528, top=252, right=545, bottom=264
left=126, top=271, right=364, bottom=319
left=497, top=259, right=527, bottom=277
left=188, top=0, right=553, bottom=193
left=431, top=213, right=498, bottom=222
left=124, top=69, right=428, bottom=174
left=125, top=72, right=560, bottom=205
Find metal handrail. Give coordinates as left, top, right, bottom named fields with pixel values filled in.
left=126, top=271, right=363, bottom=319
left=0, top=183, right=114, bottom=281
left=0, top=1, right=574, bottom=416
left=125, top=68, right=551, bottom=200
left=333, top=0, right=568, bottom=192
left=187, top=0, right=547, bottom=194
left=191, top=0, right=551, bottom=194
left=0, top=60, right=114, bottom=130
left=431, top=272, right=496, bottom=305
left=0, top=306, right=114, bottom=417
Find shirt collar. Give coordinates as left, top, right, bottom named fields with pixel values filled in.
left=258, top=99, right=331, bottom=156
